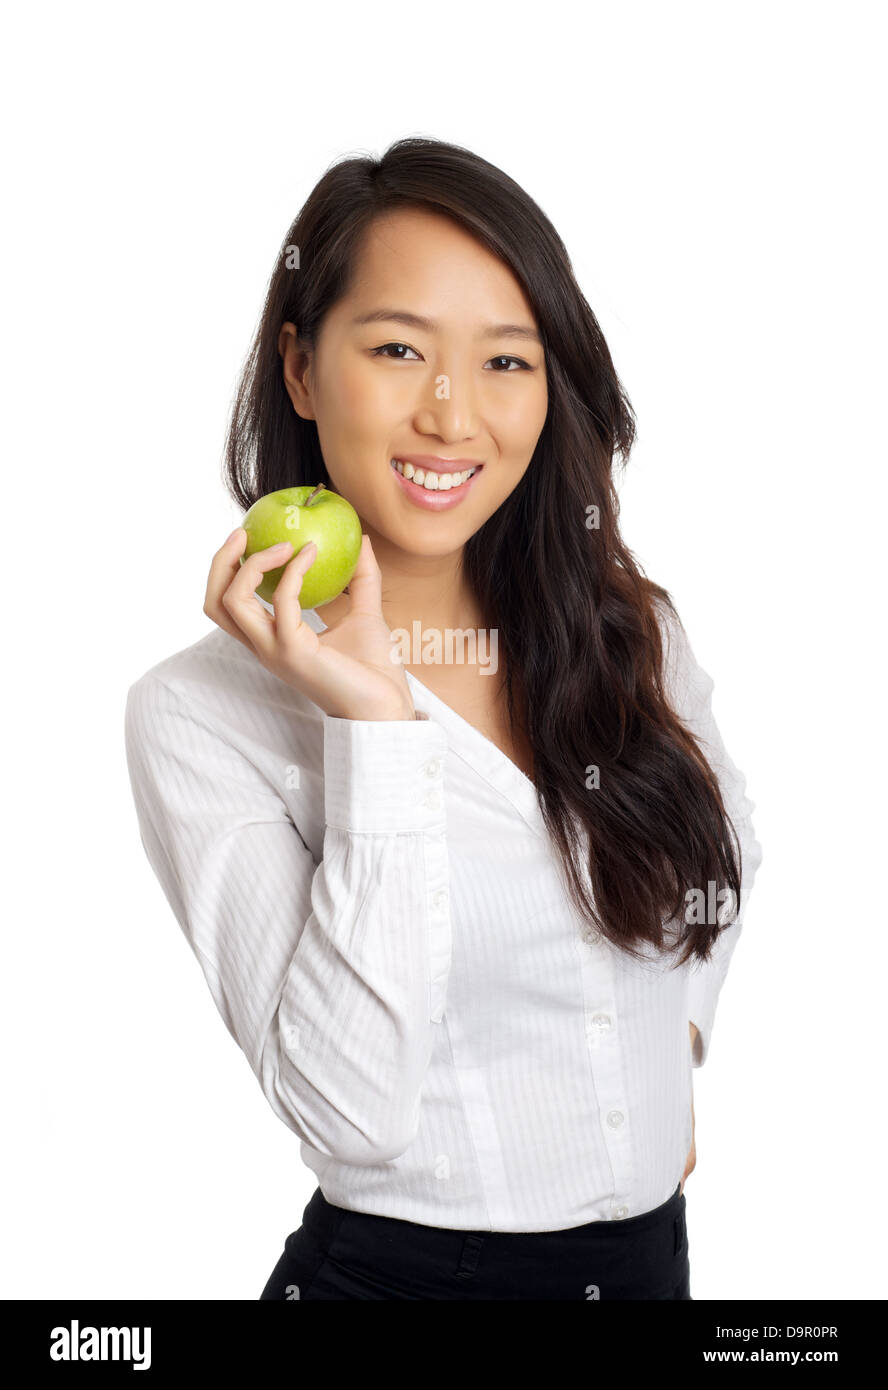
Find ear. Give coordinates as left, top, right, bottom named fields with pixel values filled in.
left=278, top=322, right=316, bottom=421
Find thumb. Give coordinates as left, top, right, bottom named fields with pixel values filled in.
left=341, top=533, right=384, bottom=619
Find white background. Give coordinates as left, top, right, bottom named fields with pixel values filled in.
left=3, top=0, right=884, bottom=1300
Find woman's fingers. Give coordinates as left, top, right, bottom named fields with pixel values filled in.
left=203, top=526, right=397, bottom=716
left=203, top=528, right=260, bottom=652
left=270, top=539, right=320, bottom=652
left=338, top=533, right=383, bottom=619
left=220, top=539, right=300, bottom=656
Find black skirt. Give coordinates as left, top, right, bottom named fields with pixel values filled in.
left=259, top=1182, right=691, bottom=1300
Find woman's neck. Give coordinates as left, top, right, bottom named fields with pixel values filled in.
left=316, top=535, right=488, bottom=636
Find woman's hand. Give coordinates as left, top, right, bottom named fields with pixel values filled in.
left=203, top=528, right=416, bottom=722
left=680, top=1021, right=699, bottom=1194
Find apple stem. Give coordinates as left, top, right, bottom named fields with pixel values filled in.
left=305, top=483, right=326, bottom=506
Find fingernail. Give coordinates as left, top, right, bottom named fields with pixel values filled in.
left=225, top=527, right=243, bottom=543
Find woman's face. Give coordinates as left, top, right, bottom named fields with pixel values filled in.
left=279, top=207, right=548, bottom=559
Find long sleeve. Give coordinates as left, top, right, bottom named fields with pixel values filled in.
left=658, top=604, right=764, bottom=1068
left=124, top=672, right=450, bottom=1165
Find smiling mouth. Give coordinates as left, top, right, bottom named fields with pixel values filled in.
left=390, top=459, right=482, bottom=491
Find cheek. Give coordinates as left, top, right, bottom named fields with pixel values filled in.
left=525, top=380, right=549, bottom=433
left=317, top=353, right=380, bottom=418
left=497, top=381, right=547, bottom=443
left=514, top=397, right=548, bottom=470
left=315, top=369, right=392, bottom=474
left=335, top=368, right=378, bottom=420
left=500, top=405, right=546, bottom=473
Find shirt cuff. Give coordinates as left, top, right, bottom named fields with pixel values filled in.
left=322, top=711, right=448, bottom=833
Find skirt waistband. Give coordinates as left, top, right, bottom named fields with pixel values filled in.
left=300, top=1182, right=685, bottom=1258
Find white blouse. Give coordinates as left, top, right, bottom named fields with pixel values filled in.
left=123, top=601, right=762, bottom=1231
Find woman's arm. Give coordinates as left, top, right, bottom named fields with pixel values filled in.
left=682, top=1029, right=697, bottom=1193
left=124, top=671, right=450, bottom=1166
left=658, top=603, right=764, bottom=1068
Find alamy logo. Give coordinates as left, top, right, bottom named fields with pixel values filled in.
left=388, top=622, right=499, bottom=674
left=49, top=1319, right=151, bottom=1369
left=684, top=881, right=738, bottom=926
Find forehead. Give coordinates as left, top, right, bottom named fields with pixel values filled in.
left=342, top=208, right=535, bottom=323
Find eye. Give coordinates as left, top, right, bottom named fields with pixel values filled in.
left=485, top=355, right=532, bottom=371
left=370, top=342, right=421, bottom=360
left=370, top=343, right=533, bottom=371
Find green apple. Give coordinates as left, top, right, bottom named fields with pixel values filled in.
left=240, top=484, right=362, bottom=608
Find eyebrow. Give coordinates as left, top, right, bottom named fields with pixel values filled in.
left=352, top=308, right=542, bottom=346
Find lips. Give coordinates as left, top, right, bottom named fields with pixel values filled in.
left=389, top=457, right=484, bottom=511
left=393, top=460, right=475, bottom=472
left=391, top=459, right=480, bottom=485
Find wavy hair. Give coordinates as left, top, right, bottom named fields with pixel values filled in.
left=222, top=136, right=742, bottom=968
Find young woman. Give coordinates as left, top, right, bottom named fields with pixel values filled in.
left=124, top=137, right=762, bottom=1300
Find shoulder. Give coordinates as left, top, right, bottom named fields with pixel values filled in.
left=124, top=626, right=322, bottom=751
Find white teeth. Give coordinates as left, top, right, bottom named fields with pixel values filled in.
left=391, top=460, right=478, bottom=489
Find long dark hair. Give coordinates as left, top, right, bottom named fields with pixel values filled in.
left=222, top=137, right=741, bottom=969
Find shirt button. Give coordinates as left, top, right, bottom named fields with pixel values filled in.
left=424, top=758, right=441, bottom=778
left=591, top=1013, right=612, bottom=1030
left=424, top=790, right=441, bottom=811
left=432, top=888, right=448, bottom=909
left=606, top=1110, right=624, bottom=1128
left=284, top=1026, right=300, bottom=1049
left=612, top=1204, right=629, bottom=1219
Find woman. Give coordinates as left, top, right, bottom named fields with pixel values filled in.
left=124, top=137, right=762, bottom=1300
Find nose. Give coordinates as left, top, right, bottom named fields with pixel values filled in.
left=414, top=366, right=480, bottom=441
